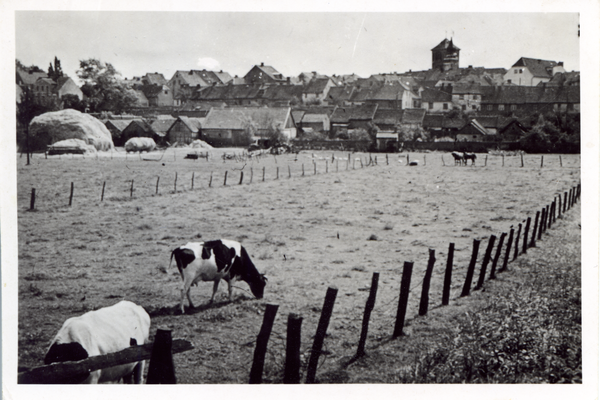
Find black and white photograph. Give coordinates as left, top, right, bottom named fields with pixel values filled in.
left=2, top=1, right=598, bottom=398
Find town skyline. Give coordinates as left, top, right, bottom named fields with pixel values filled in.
left=15, top=12, right=580, bottom=85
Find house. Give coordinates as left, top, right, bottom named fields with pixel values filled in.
left=141, top=73, right=168, bottom=86
left=167, top=116, right=203, bottom=145
left=244, top=63, right=286, bottom=85
left=302, top=78, right=336, bottom=104
left=16, top=69, right=48, bottom=90
left=423, top=114, right=466, bottom=140
left=29, top=75, right=84, bottom=104
left=376, top=132, right=399, bottom=151
left=373, top=109, right=402, bottom=131
left=201, top=107, right=296, bottom=147
left=168, top=70, right=212, bottom=105
left=362, top=83, right=420, bottom=110
left=480, top=86, right=580, bottom=115
left=503, top=58, right=566, bottom=86
left=150, top=116, right=177, bottom=145
left=298, top=72, right=329, bottom=85
left=132, top=90, right=149, bottom=107
left=497, top=119, right=529, bottom=141
left=330, top=104, right=378, bottom=137
left=420, top=88, right=454, bottom=112
left=398, top=109, right=427, bottom=131
left=456, top=119, right=495, bottom=142
left=142, top=85, right=174, bottom=107
left=451, top=83, right=482, bottom=112
left=326, top=86, right=355, bottom=106
left=300, top=113, right=330, bottom=134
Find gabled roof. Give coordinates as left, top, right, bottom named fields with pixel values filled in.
left=327, top=86, right=355, bottom=102
left=423, top=114, right=466, bottom=130
left=421, top=88, right=452, bottom=102
left=302, top=114, right=329, bottom=123
left=480, top=86, right=580, bottom=104
left=452, top=83, right=482, bottom=95
left=261, top=84, right=303, bottom=101
left=176, top=116, right=203, bottom=133
left=174, top=70, right=208, bottom=87
left=367, top=84, right=408, bottom=101
left=373, top=109, right=402, bottom=125
left=202, top=107, right=292, bottom=130
left=245, top=64, right=286, bottom=82
left=303, top=78, right=333, bottom=94
left=123, top=119, right=153, bottom=134
left=143, top=73, right=168, bottom=86
left=213, top=71, right=233, bottom=84
left=330, top=104, right=378, bottom=123
left=105, top=120, right=131, bottom=132
left=16, top=69, right=48, bottom=86
left=150, top=117, right=176, bottom=134
left=511, top=57, right=558, bottom=78
left=402, top=108, right=426, bottom=124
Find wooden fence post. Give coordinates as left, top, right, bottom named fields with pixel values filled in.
left=249, top=304, right=279, bottom=384
left=302, top=163, right=305, bottom=176
left=146, top=328, right=177, bottom=384
left=155, top=176, right=160, bottom=194
left=356, top=272, right=380, bottom=358
left=30, top=188, right=35, bottom=210
left=538, top=207, right=547, bottom=239
left=191, top=172, right=195, bottom=189
left=548, top=201, right=554, bottom=229
left=326, top=161, right=328, bottom=173
left=559, top=155, right=562, bottom=167
left=557, top=195, right=562, bottom=219
left=520, top=153, right=524, bottom=167
left=386, top=154, right=389, bottom=165
left=513, top=223, right=522, bottom=260
left=489, top=232, right=506, bottom=280
left=563, top=191, right=567, bottom=213
left=475, top=235, right=496, bottom=290
left=209, top=172, right=213, bottom=188
left=284, top=313, right=303, bottom=384
left=393, top=262, right=413, bottom=338
left=263, top=167, right=266, bottom=182
left=314, top=162, right=317, bottom=175
left=441, top=155, right=445, bottom=166
left=418, top=250, right=436, bottom=316
left=223, top=171, right=228, bottom=186
left=530, top=211, right=540, bottom=248
left=461, top=239, right=481, bottom=297
left=174, top=172, right=177, bottom=192
left=288, top=165, right=291, bottom=178
left=500, top=227, right=514, bottom=273
left=69, top=182, right=74, bottom=206
left=541, top=155, right=544, bottom=168
left=250, top=168, right=253, bottom=184
left=306, top=287, right=338, bottom=383
left=239, top=171, right=244, bottom=185
left=484, top=155, right=487, bottom=167
left=502, top=154, right=505, bottom=167
left=522, top=216, right=531, bottom=253
left=276, top=167, right=279, bottom=180
left=442, top=243, right=454, bottom=306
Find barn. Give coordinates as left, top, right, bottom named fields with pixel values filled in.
left=166, top=116, right=203, bottom=146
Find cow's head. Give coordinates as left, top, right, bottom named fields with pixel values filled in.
left=249, top=274, right=267, bottom=299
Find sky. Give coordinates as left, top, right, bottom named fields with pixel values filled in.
left=14, top=11, right=580, bottom=84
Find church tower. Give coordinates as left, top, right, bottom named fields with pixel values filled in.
left=431, top=38, right=460, bottom=72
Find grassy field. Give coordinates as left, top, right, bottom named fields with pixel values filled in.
left=17, top=147, right=581, bottom=383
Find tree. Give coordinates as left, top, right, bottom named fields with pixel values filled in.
left=77, top=58, right=138, bottom=113
left=47, top=56, right=64, bottom=81
left=16, top=88, right=60, bottom=158
left=16, top=59, right=44, bottom=73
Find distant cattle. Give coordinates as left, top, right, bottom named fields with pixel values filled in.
left=169, top=240, right=267, bottom=314
left=44, top=300, right=150, bottom=384
left=451, top=151, right=465, bottom=165
left=463, top=152, right=477, bottom=165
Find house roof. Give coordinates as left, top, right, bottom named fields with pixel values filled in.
left=150, top=118, right=176, bottom=134
left=105, top=120, right=131, bottom=132
left=330, top=104, right=378, bottom=123
left=480, top=86, right=580, bottom=104
left=202, top=107, right=292, bottom=130
left=177, top=116, right=203, bottom=133
left=175, top=70, right=209, bottom=87
left=292, top=111, right=306, bottom=124
left=402, top=108, right=426, bottom=124
left=303, top=78, right=333, bottom=94
left=511, top=57, right=558, bottom=78
left=143, top=73, right=168, bottom=86
left=123, top=119, right=153, bottom=134
left=327, top=86, right=355, bottom=102
left=302, top=114, right=329, bottom=123
left=452, top=83, right=482, bottom=95
left=421, top=88, right=452, bottom=102
left=423, top=114, right=466, bottom=130
left=459, top=119, right=491, bottom=136
left=373, top=109, right=402, bottom=125
left=213, top=71, right=233, bottom=84
left=16, top=69, right=48, bottom=86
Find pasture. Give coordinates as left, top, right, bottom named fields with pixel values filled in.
left=17, top=148, right=580, bottom=383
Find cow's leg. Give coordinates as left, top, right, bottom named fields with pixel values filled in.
left=181, top=279, right=194, bottom=314
left=133, top=361, right=144, bottom=384
left=210, top=279, right=220, bottom=303
left=226, top=277, right=237, bottom=302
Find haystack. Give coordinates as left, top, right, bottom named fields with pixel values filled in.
left=125, top=137, right=157, bottom=152
left=48, top=139, right=97, bottom=155
left=29, top=109, right=114, bottom=151
left=190, top=139, right=213, bottom=149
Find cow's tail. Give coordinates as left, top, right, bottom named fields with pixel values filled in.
left=168, top=250, right=176, bottom=271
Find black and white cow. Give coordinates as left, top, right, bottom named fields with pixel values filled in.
left=463, top=152, right=477, bottom=165
left=169, top=240, right=267, bottom=313
left=451, top=151, right=464, bottom=165
left=44, top=300, right=151, bottom=384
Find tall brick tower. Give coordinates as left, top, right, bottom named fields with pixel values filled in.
left=431, top=38, right=460, bottom=72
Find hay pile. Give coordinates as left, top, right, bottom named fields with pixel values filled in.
left=125, top=137, right=157, bottom=152
left=48, top=139, right=97, bottom=154
left=190, top=139, right=213, bottom=149
left=29, top=109, right=114, bottom=151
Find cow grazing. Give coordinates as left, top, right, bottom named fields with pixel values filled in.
left=44, top=300, right=150, bottom=384
left=169, top=240, right=267, bottom=314
left=451, top=151, right=465, bottom=165
left=463, top=152, right=477, bottom=165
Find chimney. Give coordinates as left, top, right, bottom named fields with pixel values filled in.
left=287, top=77, right=290, bottom=83
left=261, top=62, right=264, bottom=67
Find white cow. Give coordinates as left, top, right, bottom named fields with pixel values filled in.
left=44, top=300, right=151, bottom=384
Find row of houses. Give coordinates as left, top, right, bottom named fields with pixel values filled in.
left=103, top=103, right=534, bottom=150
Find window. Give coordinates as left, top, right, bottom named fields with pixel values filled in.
left=473, top=95, right=478, bottom=100
left=507, top=79, right=512, bottom=84
left=519, top=69, right=524, bottom=74
left=472, top=105, right=477, bottom=110
left=487, top=105, right=493, bottom=111
left=514, top=69, right=518, bottom=73
left=499, top=104, right=505, bottom=111
left=428, top=102, right=433, bottom=109
left=510, top=105, right=517, bottom=111
left=459, top=94, right=464, bottom=100
left=443, top=103, right=448, bottom=110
